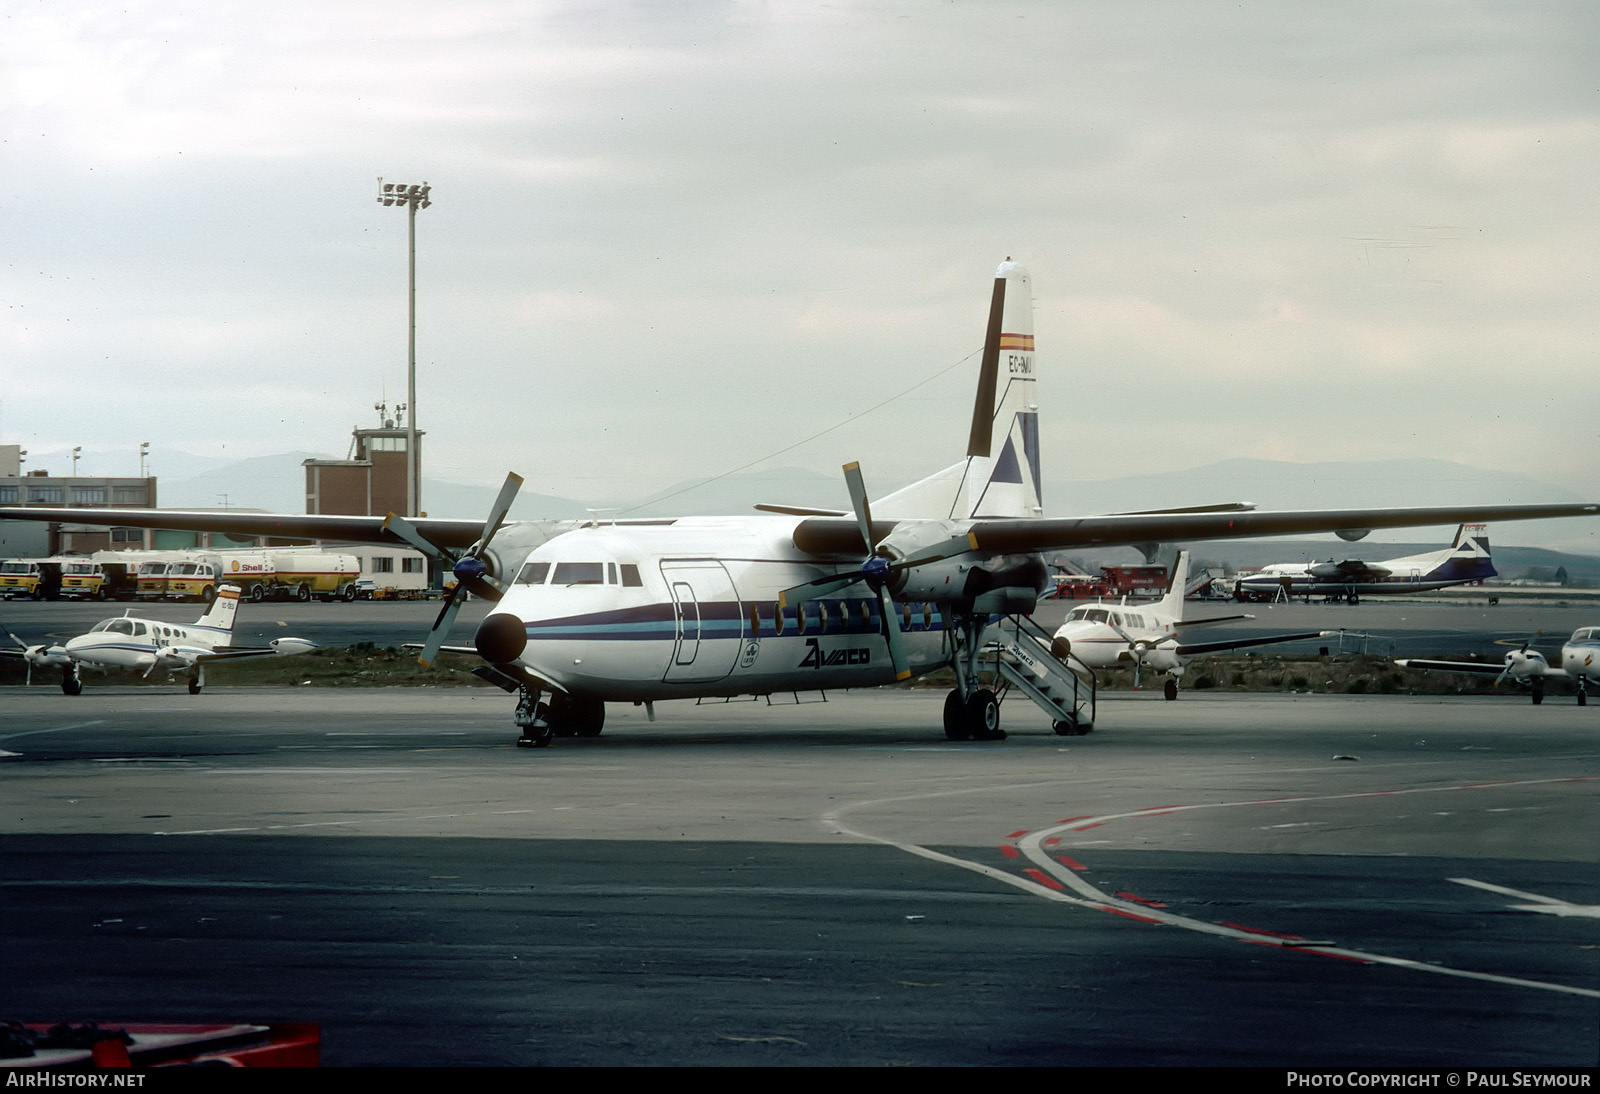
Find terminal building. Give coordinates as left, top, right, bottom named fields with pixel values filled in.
left=0, top=444, right=160, bottom=556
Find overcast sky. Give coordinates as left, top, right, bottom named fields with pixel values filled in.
left=4, top=1, right=1597, bottom=517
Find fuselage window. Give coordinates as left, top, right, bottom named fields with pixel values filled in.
left=553, top=562, right=605, bottom=585
left=620, top=564, right=643, bottom=588
left=797, top=602, right=810, bottom=635
left=859, top=599, right=873, bottom=630
left=922, top=603, right=934, bottom=630
left=516, top=562, right=550, bottom=585
left=819, top=602, right=831, bottom=633
left=773, top=603, right=785, bottom=636
left=607, top=563, right=618, bottom=585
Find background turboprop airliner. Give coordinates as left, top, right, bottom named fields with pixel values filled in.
left=3, top=261, right=1596, bottom=745
left=1234, top=523, right=1496, bottom=604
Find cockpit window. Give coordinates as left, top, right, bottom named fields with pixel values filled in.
left=106, top=620, right=132, bottom=635
left=553, top=562, right=605, bottom=585
left=516, top=562, right=550, bottom=585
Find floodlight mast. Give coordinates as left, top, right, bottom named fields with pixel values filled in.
left=376, top=177, right=432, bottom=517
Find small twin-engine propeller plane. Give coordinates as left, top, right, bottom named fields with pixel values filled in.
left=1396, top=627, right=1600, bottom=706
left=2, top=585, right=317, bottom=695
left=1049, top=551, right=1335, bottom=700
left=1234, top=523, right=1496, bottom=604
left=4, top=261, right=1597, bottom=742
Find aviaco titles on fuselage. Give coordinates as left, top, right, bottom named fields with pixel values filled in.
left=3, top=259, right=1597, bottom=747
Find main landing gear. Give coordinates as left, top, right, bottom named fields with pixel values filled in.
left=943, top=687, right=1004, bottom=741
left=941, top=612, right=1010, bottom=742
left=514, top=686, right=604, bottom=748
left=61, top=666, right=83, bottom=696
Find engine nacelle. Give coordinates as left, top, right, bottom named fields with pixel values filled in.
left=888, top=551, right=1049, bottom=611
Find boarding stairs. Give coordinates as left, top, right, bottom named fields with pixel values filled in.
left=991, top=614, right=1097, bottom=735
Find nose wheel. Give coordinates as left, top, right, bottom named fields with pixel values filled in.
left=515, top=689, right=554, bottom=748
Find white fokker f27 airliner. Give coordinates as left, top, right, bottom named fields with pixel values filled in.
left=5, top=262, right=1597, bottom=744
left=1234, top=523, right=1497, bottom=604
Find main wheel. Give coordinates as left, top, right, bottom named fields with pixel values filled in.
left=1578, top=690, right=1588, bottom=707
left=188, top=678, right=202, bottom=695
left=965, top=689, right=1003, bottom=740
left=1163, top=678, right=1179, bottom=701
left=943, top=690, right=970, bottom=741
left=61, top=675, right=83, bottom=696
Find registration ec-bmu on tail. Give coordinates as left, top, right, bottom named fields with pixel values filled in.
left=5, top=261, right=1597, bottom=745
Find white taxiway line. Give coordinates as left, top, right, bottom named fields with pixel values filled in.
left=1450, top=877, right=1600, bottom=919
left=827, top=774, right=1600, bottom=1000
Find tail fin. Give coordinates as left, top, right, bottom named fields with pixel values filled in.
left=195, top=584, right=242, bottom=633
left=1435, top=522, right=1495, bottom=582
left=872, top=260, right=1041, bottom=520
left=1156, top=552, right=1191, bottom=622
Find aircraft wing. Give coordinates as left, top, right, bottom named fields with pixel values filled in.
left=1394, top=658, right=1569, bottom=679
left=1175, top=630, right=1333, bottom=657
left=0, top=507, right=492, bottom=552
left=792, top=502, right=1599, bottom=556
left=194, top=646, right=301, bottom=663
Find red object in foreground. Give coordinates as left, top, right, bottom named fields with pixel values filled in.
left=1, top=1023, right=320, bottom=1068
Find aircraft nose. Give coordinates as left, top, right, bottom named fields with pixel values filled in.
left=475, top=612, right=527, bottom=664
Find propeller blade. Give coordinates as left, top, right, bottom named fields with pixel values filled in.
left=778, top=571, right=866, bottom=609
left=417, top=585, right=467, bottom=667
left=885, top=532, right=979, bottom=572
left=472, top=472, right=524, bottom=555
left=842, top=462, right=875, bottom=553
left=875, top=586, right=910, bottom=681
left=383, top=512, right=450, bottom=561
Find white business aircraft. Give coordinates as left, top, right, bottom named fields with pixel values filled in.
left=1234, top=523, right=1496, bottom=604
left=1, top=585, right=317, bottom=695
left=3, top=261, right=1597, bottom=743
left=1396, top=627, right=1600, bottom=706
left=1049, top=552, right=1335, bottom=701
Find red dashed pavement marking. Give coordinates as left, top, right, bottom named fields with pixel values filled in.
left=1116, top=891, right=1168, bottom=908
